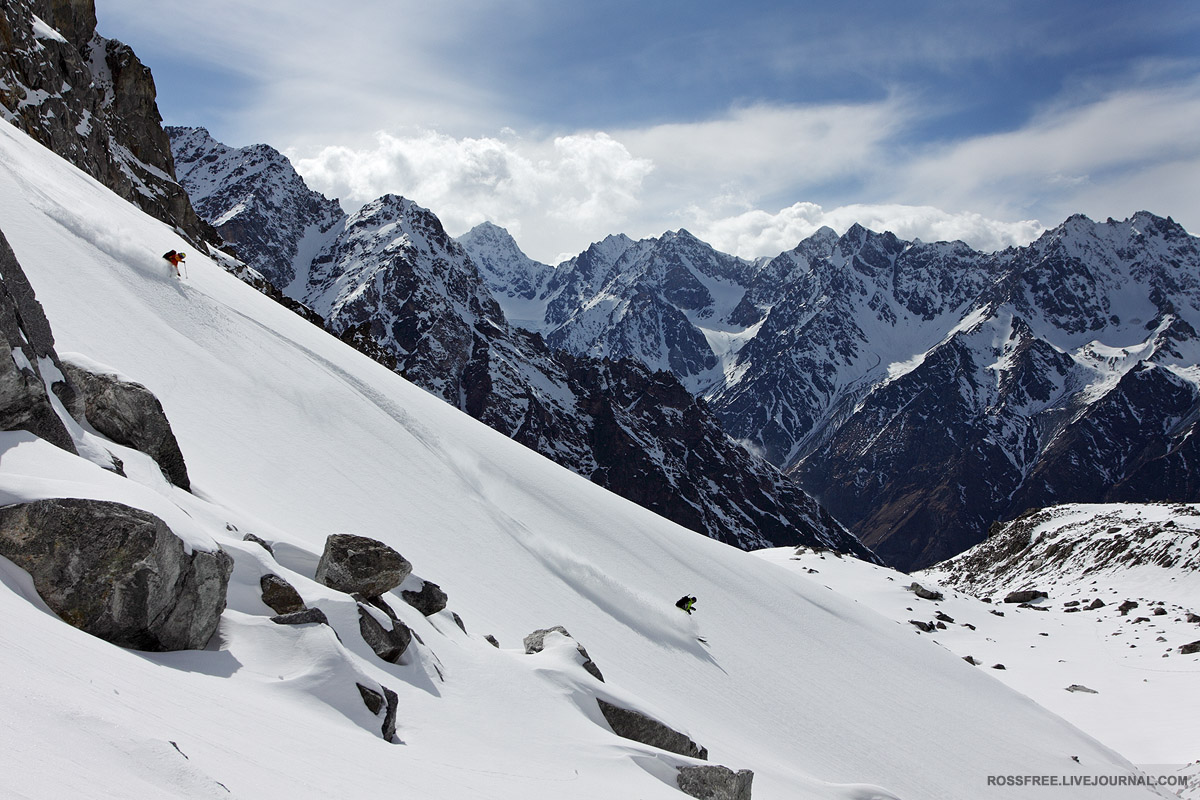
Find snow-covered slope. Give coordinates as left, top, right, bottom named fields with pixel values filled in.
left=0, top=118, right=1168, bottom=799
left=759, top=505, right=1200, bottom=775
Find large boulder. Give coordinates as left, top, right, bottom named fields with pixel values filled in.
left=596, top=699, right=707, bottom=760
left=0, top=228, right=76, bottom=453
left=59, top=360, right=190, bottom=490
left=524, top=626, right=604, bottom=682
left=315, top=534, right=411, bottom=597
left=1003, top=590, right=1047, bottom=604
left=677, top=765, right=754, bottom=800
left=0, top=498, right=231, bottom=650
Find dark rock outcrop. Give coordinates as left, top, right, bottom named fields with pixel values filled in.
left=401, top=579, right=448, bottom=616
left=259, top=573, right=304, bottom=615
left=242, top=533, right=274, bottom=555
left=315, top=534, right=412, bottom=597
left=356, top=682, right=399, bottom=742
left=271, top=608, right=329, bottom=626
left=0, top=228, right=76, bottom=452
left=1004, top=590, right=1047, bottom=604
left=676, top=764, right=754, bottom=800
left=596, top=698, right=707, bottom=760
left=59, top=360, right=190, bottom=489
left=524, top=626, right=604, bottom=682
left=909, top=582, right=943, bottom=601
left=1181, top=640, right=1200, bottom=655
left=0, top=0, right=215, bottom=245
left=0, top=498, right=231, bottom=650
left=357, top=604, right=411, bottom=663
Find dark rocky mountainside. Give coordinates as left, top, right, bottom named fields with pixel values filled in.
left=0, top=0, right=214, bottom=246
left=169, top=130, right=872, bottom=557
left=466, top=213, right=1200, bottom=571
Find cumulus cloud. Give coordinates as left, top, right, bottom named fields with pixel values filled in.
left=290, top=130, right=653, bottom=255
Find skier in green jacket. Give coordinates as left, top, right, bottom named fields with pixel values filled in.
left=675, top=595, right=697, bottom=614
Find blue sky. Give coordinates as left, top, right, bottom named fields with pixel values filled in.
left=100, top=0, right=1200, bottom=263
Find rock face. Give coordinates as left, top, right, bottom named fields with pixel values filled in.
left=0, top=227, right=76, bottom=452
left=315, top=534, right=412, bottom=597
left=676, top=765, right=754, bottom=800
left=524, top=626, right=604, bottom=682
left=596, top=698, right=707, bottom=760
left=168, top=126, right=345, bottom=289
left=59, top=360, right=190, bottom=489
left=169, top=128, right=876, bottom=557
left=0, top=498, right=232, bottom=650
left=0, top=0, right=214, bottom=245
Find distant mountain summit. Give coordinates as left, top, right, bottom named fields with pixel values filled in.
left=170, top=128, right=873, bottom=558
left=464, top=211, right=1200, bottom=570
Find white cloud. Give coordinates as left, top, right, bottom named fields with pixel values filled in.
left=690, top=202, right=1045, bottom=257
left=290, top=130, right=653, bottom=259
left=886, top=76, right=1200, bottom=226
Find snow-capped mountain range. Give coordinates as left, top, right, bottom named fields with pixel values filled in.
left=456, top=212, right=1200, bottom=571
left=170, top=126, right=869, bottom=557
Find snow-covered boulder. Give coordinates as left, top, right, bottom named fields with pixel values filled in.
left=59, top=359, right=191, bottom=490
left=315, top=533, right=411, bottom=597
left=597, top=698, right=707, bottom=760
left=524, top=625, right=604, bottom=682
left=0, top=498, right=231, bottom=650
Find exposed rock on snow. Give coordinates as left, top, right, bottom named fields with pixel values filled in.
left=242, top=533, right=274, bottom=555
left=676, top=763, right=754, bottom=800
left=0, top=228, right=76, bottom=453
left=401, top=579, right=448, bottom=616
left=1004, top=590, right=1047, bottom=604
left=259, top=573, right=305, bottom=615
left=1182, top=640, right=1200, bottom=655
left=523, top=626, right=604, bottom=682
left=0, top=498, right=231, bottom=650
left=315, top=533, right=412, bottom=597
left=356, top=683, right=399, bottom=742
left=1065, top=684, right=1098, bottom=694
left=270, top=608, right=329, bottom=627
left=59, top=359, right=191, bottom=490
left=908, top=582, right=943, bottom=601
left=596, top=698, right=707, bottom=760
left=357, top=604, right=412, bottom=663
